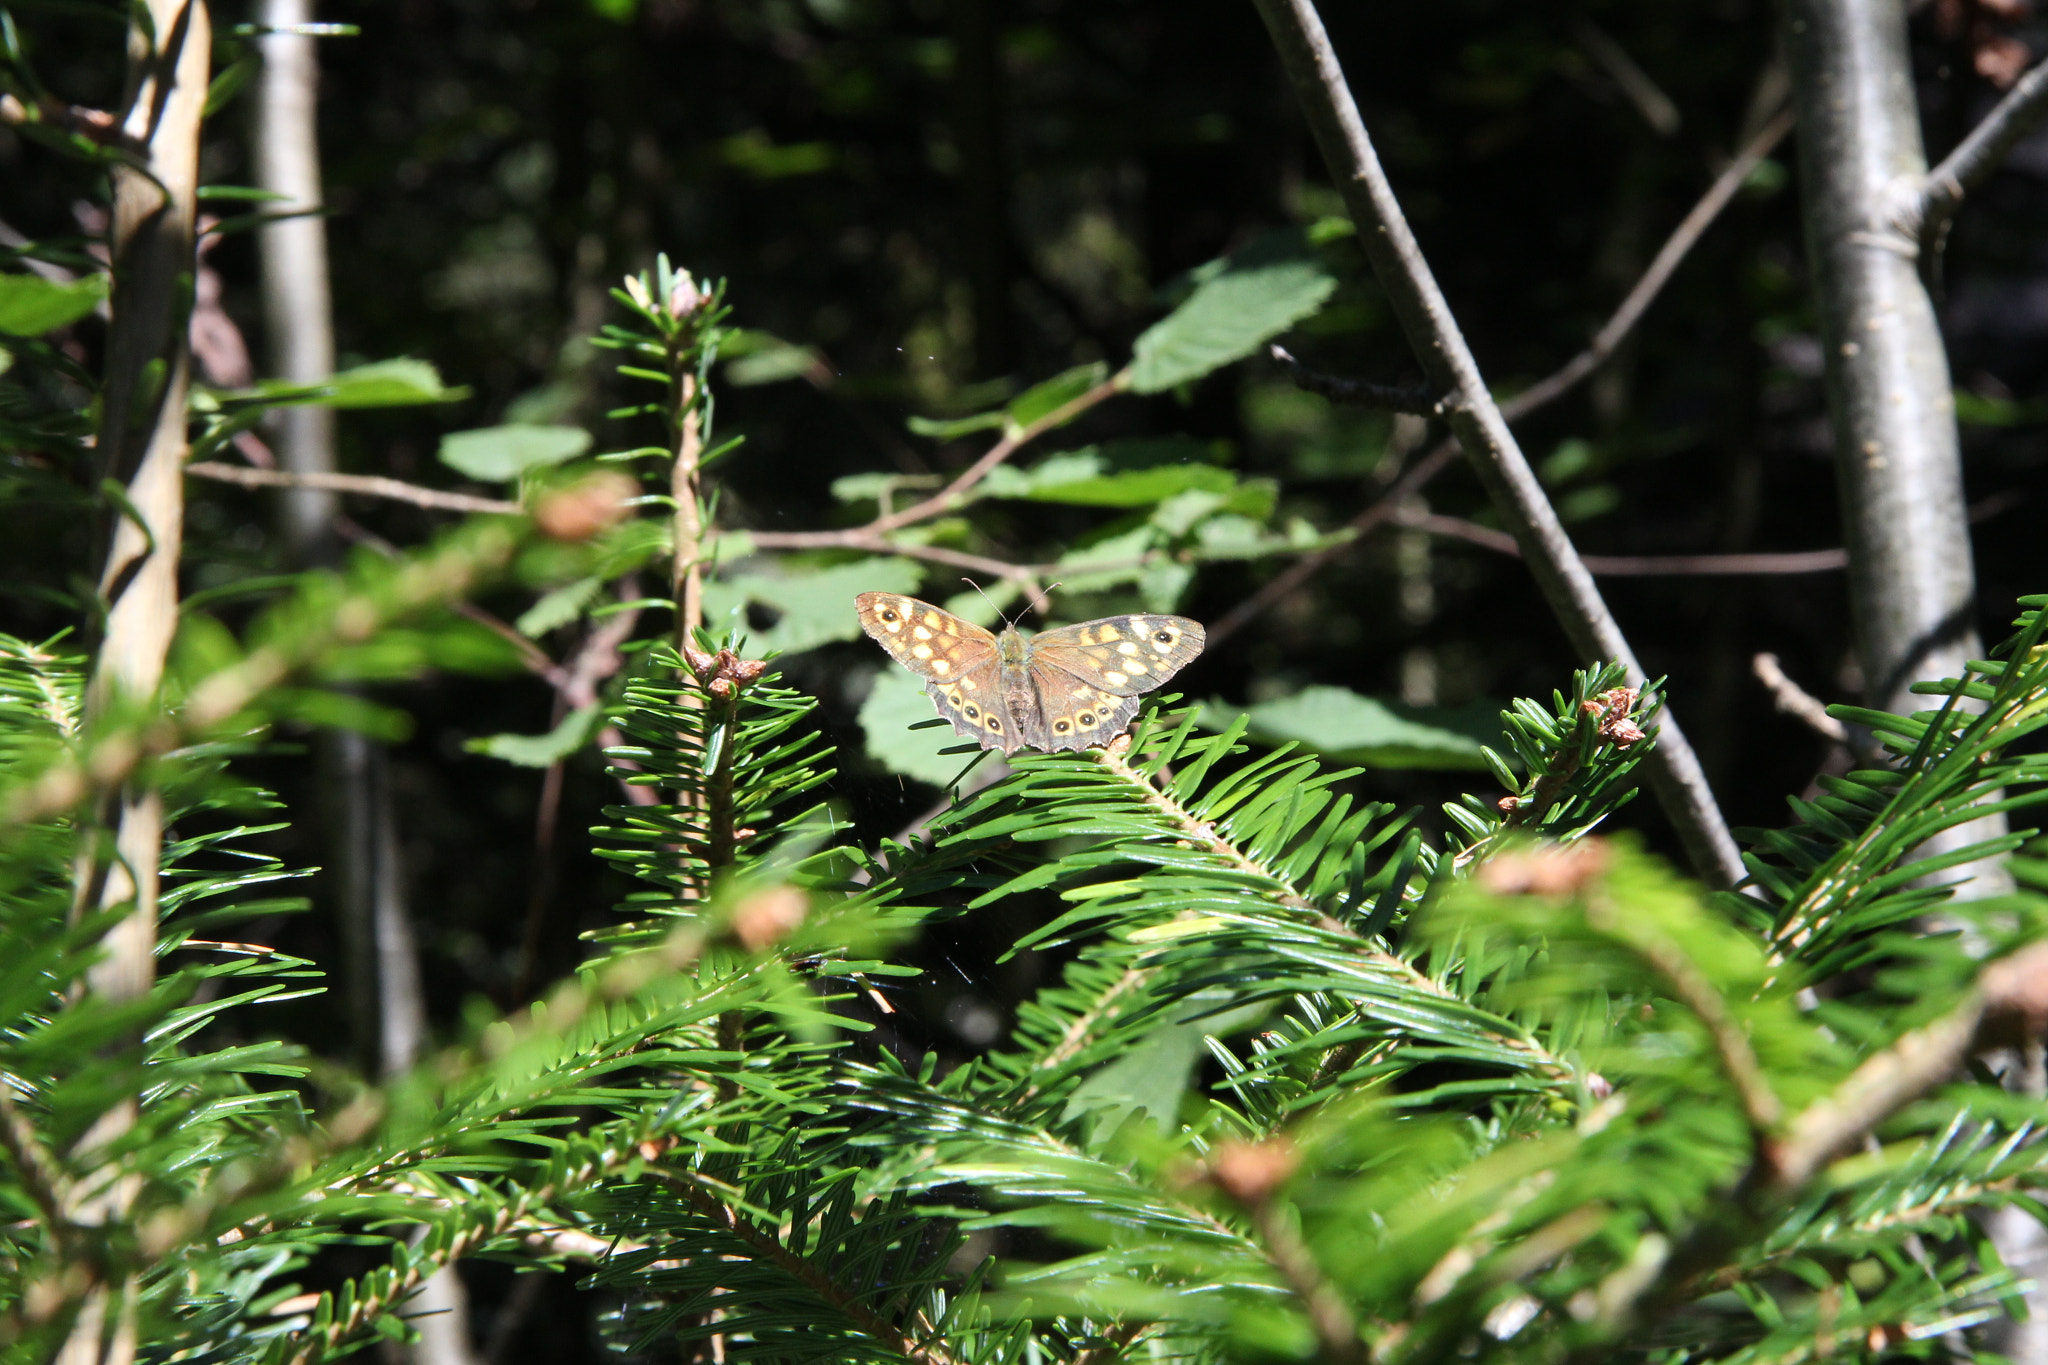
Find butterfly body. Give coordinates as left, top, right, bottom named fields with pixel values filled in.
left=855, top=593, right=1205, bottom=755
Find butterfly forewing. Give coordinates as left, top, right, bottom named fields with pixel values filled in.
left=856, top=594, right=1205, bottom=755
left=856, top=592, right=1019, bottom=751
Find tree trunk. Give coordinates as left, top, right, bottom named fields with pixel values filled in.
left=1784, top=2, right=2035, bottom=1356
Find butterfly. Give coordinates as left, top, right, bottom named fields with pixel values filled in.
left=856, top=593, right=1206, bottom=755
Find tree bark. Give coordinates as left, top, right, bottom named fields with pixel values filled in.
left=255, top=0, right=339, bottom=561
left=1784, top=2, right=2035, bottom=1355
left=65, top=10, right=209, bottom=1362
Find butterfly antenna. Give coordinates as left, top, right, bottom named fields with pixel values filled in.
left=1022, top=581, right=1061, bottom=621
left=959, top=576, right=1020, bottom=628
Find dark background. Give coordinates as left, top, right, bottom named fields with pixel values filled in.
left=4, top=2, right=2045, bottom=1353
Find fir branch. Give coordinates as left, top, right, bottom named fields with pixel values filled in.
left=641, top=1167, right=970, bottom=1365
left=1, top=519, right=528, bottom=831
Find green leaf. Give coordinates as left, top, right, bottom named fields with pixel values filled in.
left=982, top=439, right=1237, bottom=508
left=0, top=272, right=105, bottom=335
left=467, top=703, right=602, bottom=767
left=1130, top=229, right=1337, bottom=394
left=724, top=337, right=823, bottom=386
left=858, top=667, right=975, bottom=787
left=438, top=424, right=594, bottom=482
left=907, top=410, right=1006, bottom=441
left=516, top=575, right=603, bottom=637
left=1006, top=361, right=1108, bottom=430
left=1209, top=685, right=1500, bottom=770
left=243, top=358, right=468, bottom=409
left=701, top=557, right=922, bottom=657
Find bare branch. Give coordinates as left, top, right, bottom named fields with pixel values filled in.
left=1248, top=0, right=1742, bottom=885
left=1268, top=344, right=1441, bottom=414
left=1575, top=20, right=1682, bottom=137
left=865, top=369, right=1129, bottom=534
left=187, top=461, right=519, bottom=515
left=1210, top=99, right=1793, bottom=652
left=1752, top=653, right=1849, bottom=743
left=1506, top=107, right=1794, bottom=419
left=1398, top=511, right=1849, bottom=576
left=1913, top=55, right=2048, bottom=262
left=1206, top=442, right=1459, bottom=647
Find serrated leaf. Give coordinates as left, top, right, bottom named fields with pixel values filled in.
left=0, top=271, right=105, bottom=335
left=438, top=424, right=593, bottom=481
left=1007, top=361, right=1109, bottom=430
left=1129, top=229, right=1337, bottom=393
left=1206, top=686, right=1500, bottom=770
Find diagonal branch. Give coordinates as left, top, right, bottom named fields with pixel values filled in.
left=1909, top=55, right=2048, bottom=269
left=1217, top=97, right=1792, bottom=650
left=1247, top=0, right=1744, bottom=889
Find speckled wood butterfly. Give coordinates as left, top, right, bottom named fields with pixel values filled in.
left=856, top=593, right=1206, bottom=755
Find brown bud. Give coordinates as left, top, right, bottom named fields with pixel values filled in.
left=1497, top=795, right=1521, bottom=814
left=728, top=658, right=769, bottom=686
left=731, top=886, right=808, bottom=952
left=533, top=470, right=638, bottom=541
left=1976, top=33, right=2031, bottom=86
left=708, top=677, right=734, bottom=700
left=1475, top=839, right=1613, bottom=898
left=1208, top=1136, right=1298, bottom=1205
left=1604, top=718, right=1646, bottom=748
left=681, top=639, right=718, bottom=680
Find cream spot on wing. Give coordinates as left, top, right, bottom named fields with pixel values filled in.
left=1071, top=685, right=1094, bottom=701
left=1117, top=642, right=1138, bottom=656
left=1103, top=670, right=1129, bottom=687
left=961, top=677, right=979, bottom=691
left=912, top=644, right=934, bottom=660
left=1125, top=659, right=1149, bottom=675
left=931, top=658, right=951, bottom=674
left=1128, top=616, right=1145, bottom=635
left=922, top=612, right=944, bottom=628
left=913, top=626, right=933, bottom=641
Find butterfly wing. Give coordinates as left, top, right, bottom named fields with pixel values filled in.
left=1026, top=614, right=1205, bottom=749
left=855, top=593, right=1016, bottom=753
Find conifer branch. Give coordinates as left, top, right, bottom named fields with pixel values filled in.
left=641, top=1168, right=970, bottom=1365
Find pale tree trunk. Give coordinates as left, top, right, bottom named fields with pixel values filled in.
left=1784, top=1, right=2041, bottom=1356
left=63, top=6, right=209, bottom=1362
left=254, top=8, right=478, bottom=1362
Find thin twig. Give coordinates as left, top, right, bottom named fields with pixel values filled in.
left=751, top=370, right=1130, bottom=554
left=1752, top=653, right=1849, bottom=743
left=188, top=460, right=519, bottom=515
left=1249, top=0, right=1744, bottom=888
left=1399, top=511, right=1849, bottom=576
left=1207, top=442, right=1458, bottom=647
left=868, top=370, right=1129, bottom=534
left=1268, top=344, right=1440, bottom=414
left=1208, top=102, right=1793, bottom=651
left=1912, top=55, right=2048, bottom=265
left=1505, top=106, right=1794, bottom=418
